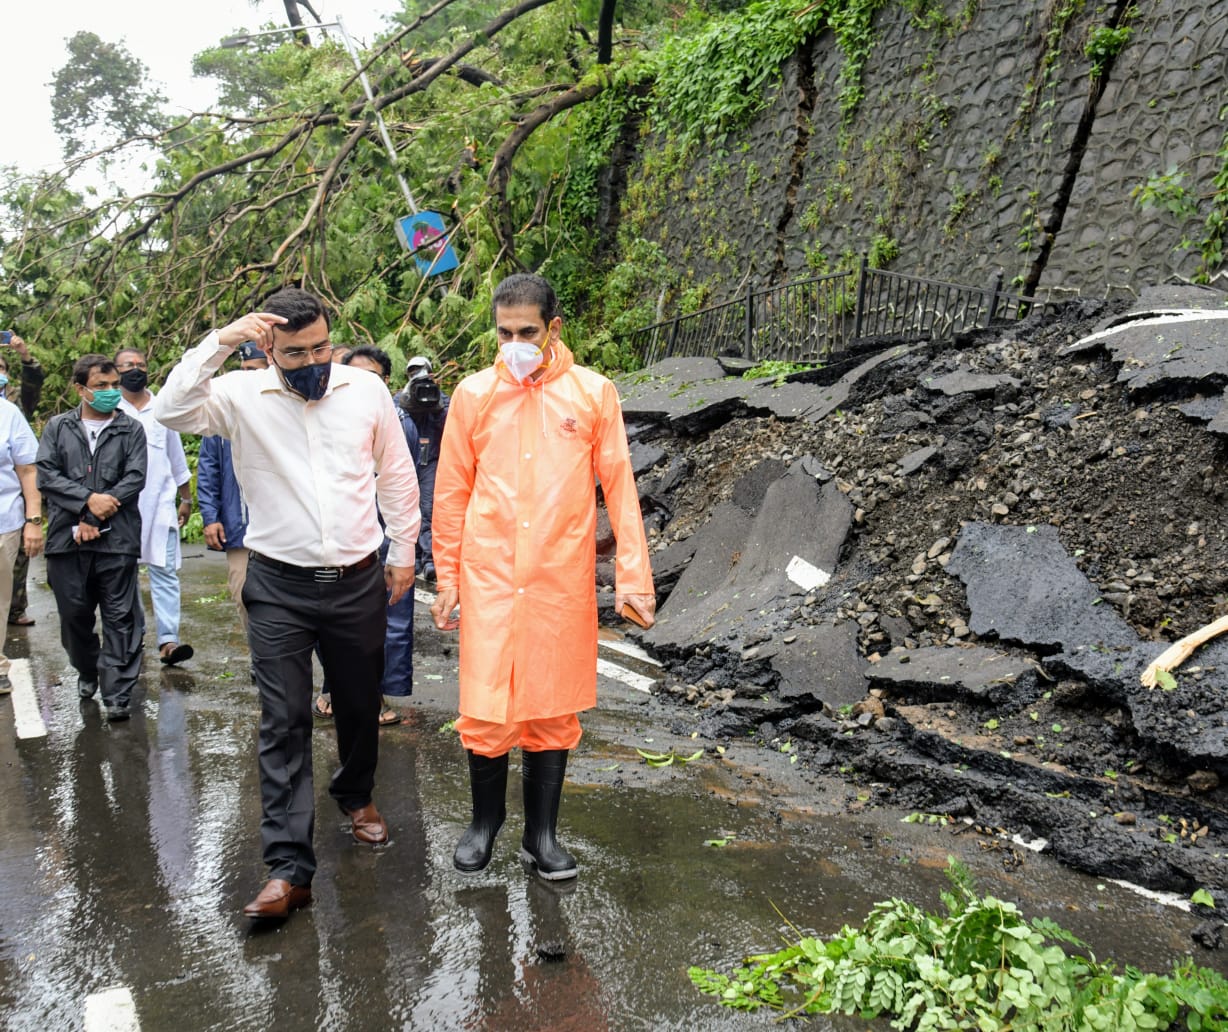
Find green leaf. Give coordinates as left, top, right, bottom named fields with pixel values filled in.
left=1191, top=888, right=1216, bottom=909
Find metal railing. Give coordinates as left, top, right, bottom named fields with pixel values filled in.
left=629, top=259, right=1041, bottom=366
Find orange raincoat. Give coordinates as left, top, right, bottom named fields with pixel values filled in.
left=432, top=340, right=653, bottom=723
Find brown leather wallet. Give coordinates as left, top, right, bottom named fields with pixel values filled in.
left=622, top=604, right=650, bottom=628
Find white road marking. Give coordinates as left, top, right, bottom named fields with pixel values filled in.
left=1070, top=308, right=1228, bottom=350
left=786, top=554, right=830, bottom=592
left=416, top=587, right=658, bottom=691
left=8, top=659, right=46, bottom=740
left=1108, top=878, right=1193, bottom=912
left=597, top=638, right=662, bottom=667
left=596, top=657, right=657, bottom=694
left=84, top=986, right=140, bottom=1031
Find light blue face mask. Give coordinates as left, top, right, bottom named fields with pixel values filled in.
left=0, top=374, right=8, bottom=391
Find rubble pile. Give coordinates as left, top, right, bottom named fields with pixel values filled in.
left=612, top=286, right=1228, bottom=905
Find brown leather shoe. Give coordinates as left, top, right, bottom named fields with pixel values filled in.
left=243, top=878, right=312, bottom=919
left=342, top=802, right=389, bottom=844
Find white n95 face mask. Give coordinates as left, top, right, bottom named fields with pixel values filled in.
left=501, top=340, right=544, bottom=383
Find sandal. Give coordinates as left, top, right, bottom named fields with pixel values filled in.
left=160, top=643, right=194, bottom=666
left=379, top=702, right=402, bottom=727
left=314, top=695, right=333, bottom=719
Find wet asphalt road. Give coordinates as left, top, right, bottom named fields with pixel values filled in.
left=0, top=546, right=1221, bottom=1031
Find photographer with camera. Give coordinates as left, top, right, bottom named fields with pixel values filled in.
left=396, top=356, right=449, bottom=583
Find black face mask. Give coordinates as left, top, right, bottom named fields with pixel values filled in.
left=119, top=368, right=149, bottom=393
left=274, top=357, right=331, bottom=401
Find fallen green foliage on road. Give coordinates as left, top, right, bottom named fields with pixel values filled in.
left=689, top=860, right=1228, bottom=1030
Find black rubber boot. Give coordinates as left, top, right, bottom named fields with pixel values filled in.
left=519, top=749, right=578, bottom=881
left=453, top=751, right=508, bottom=873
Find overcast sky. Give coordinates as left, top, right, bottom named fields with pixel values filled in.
left=3, top=0, right=400, bottom=176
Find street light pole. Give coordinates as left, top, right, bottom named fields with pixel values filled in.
left=222, top=15, right=419, bottom=214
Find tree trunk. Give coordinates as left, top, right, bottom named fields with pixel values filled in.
left=597, top=0, right=617, bottom=64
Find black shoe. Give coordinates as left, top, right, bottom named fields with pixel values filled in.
left=78, top=677, right=99, bottom=700
left=453, top=751, right=508, bottom=873
left=0, top=673, right=11, bottom=695
left=105, top=705, right=131, bottom=722
left=519, top=749, right=578, bottom=881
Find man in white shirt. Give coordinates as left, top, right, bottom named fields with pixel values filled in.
left=116, top=348, right=195, bottom=666
left=154, top=287, right=420, bottom=922
left=0, top=350, right=44, bottom=694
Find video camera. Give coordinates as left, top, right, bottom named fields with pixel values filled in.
left=402, top=375, right=442, bottom=411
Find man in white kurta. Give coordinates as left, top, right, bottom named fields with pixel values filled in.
left=116, top=349, right=195, bottom=666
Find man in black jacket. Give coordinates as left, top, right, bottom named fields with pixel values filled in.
left=36, top=354, right=147, bottom=721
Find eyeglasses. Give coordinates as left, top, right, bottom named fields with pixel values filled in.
left=116, top=360, right=148, bottom=370
left=273, top=343, right=333, bottom=365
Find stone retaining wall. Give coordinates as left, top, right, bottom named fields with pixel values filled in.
left=626, top=0, right=1227, bottom=309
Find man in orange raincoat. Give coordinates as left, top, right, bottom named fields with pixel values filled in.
left=430, top=273, right=655, bottom=880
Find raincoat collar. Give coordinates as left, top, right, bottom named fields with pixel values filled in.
left=495, top=338, right=574, bottom=387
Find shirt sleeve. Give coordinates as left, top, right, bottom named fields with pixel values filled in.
left=167, top=428, right=191, bottom=487
left=36, top=420, right=91, bottom=515
left=10, top=410, right=38, bottom=466
left=196, top=436, right=221, bottom=524
left=592, top=378, right=654, bottom=597
left=371, top=388, right=421, bottom=568
left=152, top=331, right=237, bottom=437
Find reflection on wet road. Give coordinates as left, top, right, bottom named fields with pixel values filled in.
left=0, top=548, right=1219, bottom=1030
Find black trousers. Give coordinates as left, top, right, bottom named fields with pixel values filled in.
left=45, top=551, right=144, bottom=708
left=242, top=556, right=387, bottom=885
left=11, top=546, right=29, bottom=614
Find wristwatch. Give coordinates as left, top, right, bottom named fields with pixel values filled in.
left=25, top=516, right=43, bottom=525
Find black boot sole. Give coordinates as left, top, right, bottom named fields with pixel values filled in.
left=518, top=846, right=578, bottom=881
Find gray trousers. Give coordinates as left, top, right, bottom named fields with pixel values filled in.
left=46, top=551, right=145, bottom=708
left=242, top=556, right=387, bottom=885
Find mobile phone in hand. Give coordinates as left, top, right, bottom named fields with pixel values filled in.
left=0, top=331, right=12, bottom=345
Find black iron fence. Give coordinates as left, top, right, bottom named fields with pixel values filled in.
left=628, top=259, right=1042, bottom=367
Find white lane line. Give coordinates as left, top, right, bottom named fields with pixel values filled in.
left=9, top=659, right=46, bottom=740
left=597, top=657, right=657, bottom=694
left=1108, top=878, right=1192, bottom=912
left=414, top=587, right=436, bottom=606
left=84, top=986, right=140, bottom=1031
left=598, top=638, right=662, bottom=667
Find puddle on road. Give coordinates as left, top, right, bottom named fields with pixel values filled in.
left=0, top=553, right=1222, bottom=1030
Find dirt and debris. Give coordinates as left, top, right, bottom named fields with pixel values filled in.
left=610, top=285, right=1228, bottom=918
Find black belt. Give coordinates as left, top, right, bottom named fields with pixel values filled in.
left=249, top=551, right=378, bottom=583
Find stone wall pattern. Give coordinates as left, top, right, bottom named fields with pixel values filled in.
left=625, top=0, right=1227, bottom=312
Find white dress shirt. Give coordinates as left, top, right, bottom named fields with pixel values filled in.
left=153, top=331, right=420, bottom=568
left=119, top=391, right=191, bottom=568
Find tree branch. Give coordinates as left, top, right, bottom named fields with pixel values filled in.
left=486, top=79, right=604, bottom=267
